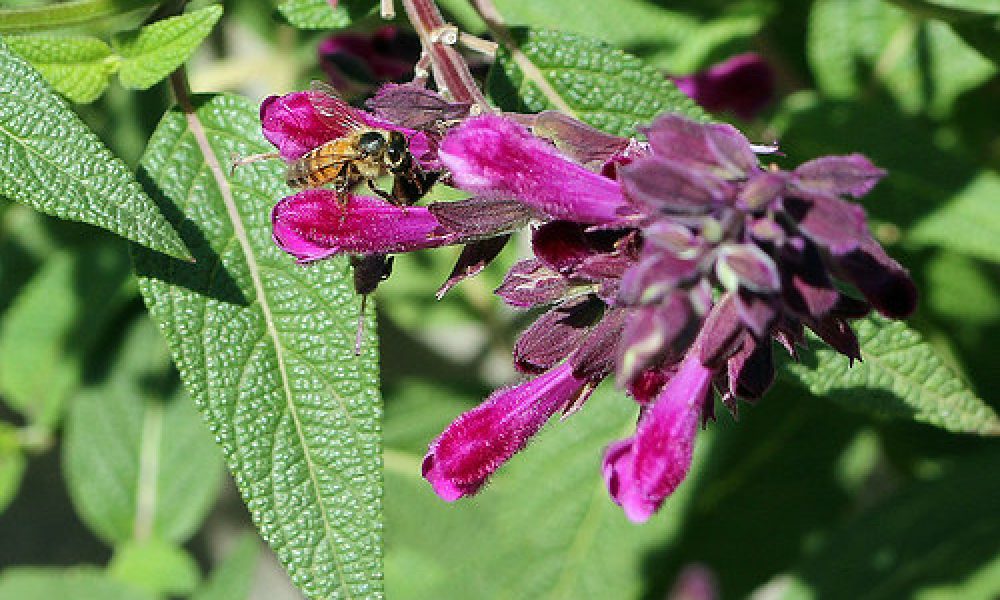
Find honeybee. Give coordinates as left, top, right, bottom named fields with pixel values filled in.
left=235, top=81, right=437, bottom=205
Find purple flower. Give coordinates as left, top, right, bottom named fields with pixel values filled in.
left=603, top=352, right=713, bottom=522
left=259, top=89, right=436, bottom=169
left=271, top=190, right=461, bottom=262
left=672, top=53, right=775, bottom=120
left=259, top=84, right=918, bottom=522
left=439, top=115, right=631, bottom=224
left=422, top=362, right=592, bottom=501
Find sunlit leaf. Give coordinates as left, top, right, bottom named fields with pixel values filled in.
left=4, top=35, right=117, bottom=103
left=133, top=92, right=382, bottom=599
left=0, top=41, right=190, bottom=260
left=784, top=315, right=1000, bottom=435
left=113, top=5, right=224, bottom=90
left=488, top=27, right=706, bottom=137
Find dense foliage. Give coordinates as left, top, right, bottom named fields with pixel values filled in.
left=0, top=0, right=997, bottom=599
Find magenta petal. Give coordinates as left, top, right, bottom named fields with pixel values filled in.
left=423, top=362, right=589, bottom=501
left=260, top=92, right=347, bottom=161
left=604, top=353, right=713, bottom=522
left=440, top=115, right=630, bottom=224
left=271, top=189, right=457, bottom=261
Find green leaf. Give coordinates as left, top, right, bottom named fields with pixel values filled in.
left=109, top=538, right=201, bottom=597
left=0, top=245, right=131, bottom=428
left=487, top=27, right=707, bottom=138
left=190, top=533, right=261, bottom=600
left=113, top=5, right=223, bottom=90
left=3, top=35, right=118, bottom=103
left=0, top=41, right=191, bottom=260
left=889, top=0, right=1000, bottom=20
left=0, top=0, right=161, bottom=35
left=63, top=317, right=224, bottom=545
left=384, top=380, right=695, bottom=599
left=779, top=450, right=1000, bottom=600
left=439, top=0, right=753, bottom=71
left=907, top=170, right=1000, bottom=264
left=0, top=422, right=26, bottom=515
left=807, top=0, right=995, bottom=116
left=0, top=567, right=154, bottom=600
left=784, top=315, right=1000, bottom=435
left=277, top=0, right=351, bottom=30
left=132, top=92, right=383, bottom=599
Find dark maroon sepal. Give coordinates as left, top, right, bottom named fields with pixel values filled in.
left=571, top=308, right=627, bottom=381
left=513, top=295, right=604, bottom=374
left=833, top=242, right=918, bottom=319
left=696, top=294, right=745, bottom=368
left=366, top=83, right=471, bottom=129
left=428, top=196, right=536, bottom=239
left=726, top=333, right=775, bottom=401
left=808, top=316, right=862, bottom=364
left=436, top=236, right=510, bottom=299
left=643, top=114, right=757, bottom=178
left=792, top=153, right=886, bottom=198
left=495, top=259, right=571, bottom=308
left=532, top=111, right=631, bottom=170
left=620, top=156, right=729, bottom=215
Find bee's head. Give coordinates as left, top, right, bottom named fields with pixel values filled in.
left=385, top=131, right=410, bottom=171
left=358, top=131, right=387, bottom=157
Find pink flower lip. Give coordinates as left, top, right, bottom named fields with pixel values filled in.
left=271, top=189, right=458, bottom=262
left=422, top=362, right=590, bottom=501
left=603, top=352, right=714, bottom=523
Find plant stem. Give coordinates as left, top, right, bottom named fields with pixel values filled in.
left=399, top=0, right=491, bottom=111
left=468, top=0, right=577, bottom=116
left=0, top=0, right=162, bottom=34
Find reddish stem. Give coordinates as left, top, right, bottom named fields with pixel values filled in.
left=400, top=0, right=491, bottom=111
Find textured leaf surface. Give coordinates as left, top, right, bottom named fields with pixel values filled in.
left=0, top=245, right=131, bottom=428
left=113, top=5, right=223, bottom=90
left=0, top=41, right=189, bottom=259
left=908, top=170, right=1000, bottom=264
left=488, top=28, right=706, bottom=137
left=0, top=568, right=154, bottom=600
left=3, top=35, right=116, bottom=103
left=190, top=534, right=261, bottom=600
left=784, top=315, right=999, bottom=434
left=439, top=0, right=754, bottom=71
left=277, top=0, right=351, bottom=29
left=780, top=449, right=1000, bottom=600
left=63, top=318, right=223, bottom=545
left=384, top=380, right=692, bottom=599
left=133, top=92, right=382, bottom=599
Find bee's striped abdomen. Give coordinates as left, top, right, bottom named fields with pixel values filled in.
left=285, top=139, right=359, bottom=189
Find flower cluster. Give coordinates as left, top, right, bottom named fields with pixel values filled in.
left=261, top=84, right=915, bottom=522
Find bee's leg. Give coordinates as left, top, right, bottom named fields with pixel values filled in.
left=392, top=167, right=440, bottom=206
left=229, top=151, right=281, bottom=175
left=366, top=179, right=396, bottom=204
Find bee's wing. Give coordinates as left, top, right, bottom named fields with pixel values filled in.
left=307, top=80, right=367, bottom=136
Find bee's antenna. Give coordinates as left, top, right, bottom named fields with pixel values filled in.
left=229, top=151, right=281, bottom=176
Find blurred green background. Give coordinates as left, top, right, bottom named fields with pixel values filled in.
left=0, top=0, right=997, bottom=598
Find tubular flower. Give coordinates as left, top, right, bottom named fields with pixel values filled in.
left=672, top=53, right=776, bottom=121
left=260, top=85, right=917, bottom=522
